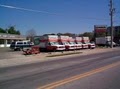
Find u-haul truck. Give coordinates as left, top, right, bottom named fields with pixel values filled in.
left=34, top=35, right=65, bottom=51
left=74, top=37, right=83, bottom=49
left=58, top=36, right=76, bottom=50
left=82, top=37, right=95, bottom=49
left=69, top=37, right=82, bottom=49
left=74, top=36, right=88, bottom=49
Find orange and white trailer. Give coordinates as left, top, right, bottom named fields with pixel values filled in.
left=58, top=36, right=76, bottom=50
left=34, top=35, right=65, bottom=51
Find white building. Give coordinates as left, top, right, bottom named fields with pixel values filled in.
left=0, top=33, right=26, bottom=47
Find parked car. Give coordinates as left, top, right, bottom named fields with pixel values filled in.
left=10, top=40, right=34, bottom=51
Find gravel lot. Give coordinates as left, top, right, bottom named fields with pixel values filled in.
left=0, top=48, right=24, bottom=60
left=0, top=47, right=119, bottom=68
left=0, top=47, right=118, bottom=60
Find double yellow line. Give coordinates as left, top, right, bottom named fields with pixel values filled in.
left=37, top=61, right=120, bottom=89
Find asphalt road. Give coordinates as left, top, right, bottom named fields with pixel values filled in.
left=0, top=48, right=120, bottom=89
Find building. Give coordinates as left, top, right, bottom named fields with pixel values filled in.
left=107, top=26, right=120, bottom=43
left=107, top=26, right=120, bottom=36
left=0, top=33, right=26, bottom=47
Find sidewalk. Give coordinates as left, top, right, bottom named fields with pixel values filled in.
left=0, top=48, right=118, bottom=68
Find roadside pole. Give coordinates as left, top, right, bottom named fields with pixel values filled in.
left=109, top=0, right=115, bottom=48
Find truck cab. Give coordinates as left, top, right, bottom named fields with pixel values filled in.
left=46, top=42, right=65, bottom=51
left=83, top=42, right=95, bottom=49
left=59, top=41, right=75, bottom=50
left=34, top=35, right=65, bottom=51
left=58, top=36, right=76, bottom=50
left=75, top=41, right=83, bottom=49
left=82, top=37, right=95, bottom=49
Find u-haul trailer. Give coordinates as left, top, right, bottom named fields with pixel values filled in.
left=34, top=35, right=65, bottom=51
left=58, top=36, right=76, bottom=50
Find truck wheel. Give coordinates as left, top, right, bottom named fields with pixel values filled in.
left=18, top=48, right=21, bottom=51
left=14, top=48, right=18, bottom=51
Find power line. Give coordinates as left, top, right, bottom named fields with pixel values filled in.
left=0, top=4, right=59, bottom=15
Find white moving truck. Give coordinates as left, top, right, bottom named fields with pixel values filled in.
left=58, top=36, right=76, bottom=50
left=74, top=37, right=82, bottom=49
left=96, top=36, right=116, bottom=47
left=34, top=35, right=65, bottom=51
left=82, top=37, right=95, bottom=49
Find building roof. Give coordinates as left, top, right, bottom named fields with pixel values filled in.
left=0, top=33, right=26, bottom=40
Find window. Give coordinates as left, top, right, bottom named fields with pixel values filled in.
left=17, top=42, right=23, bottom=45
left=69, top=42, right=75, bottom=44
left=77, top=42, right=82, bottom=44
left=7, top=40, right=11, bottom=44
left=0, top=39, right=4, bottom=44
left=11, top=42, right=15, bottom=45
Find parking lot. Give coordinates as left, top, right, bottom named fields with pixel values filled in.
left=0, top=47, right=118, bottom=60
left=0, top=48, right=24, bottom=60
left=0, top=47, right=119, bottom=68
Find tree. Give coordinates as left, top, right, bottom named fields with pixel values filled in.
left=16, top=30, right=20, bottom=35
left=7, top=26, right=17, bottom=34
left=78, top=32, right=94, bottom=41
left=7, top=26, right=21, bottom=35
left=57, top=33, right=76, bottom=37
left=43, top=33, right=56, bottom=36
left=26, top=29, right=36, bottom=42
left=0, top=28, right=6, bottom=33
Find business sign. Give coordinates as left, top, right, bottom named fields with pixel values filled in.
left=0, top=33, right=26, bottom=39
left=94, top=25, right=107, bottom=33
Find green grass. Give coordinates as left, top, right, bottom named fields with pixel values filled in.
left=46, top=52, right=82, bottom=57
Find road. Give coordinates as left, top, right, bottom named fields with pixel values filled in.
left=0, top=48, right=120, bottom=89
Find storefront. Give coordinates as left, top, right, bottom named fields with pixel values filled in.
left=0, top=33, right=26, bottom=47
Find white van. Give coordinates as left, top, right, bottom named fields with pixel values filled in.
left=10, top=40, right=34, bottom=51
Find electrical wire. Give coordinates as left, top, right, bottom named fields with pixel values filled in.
left=0, top=4, right=59, bottom=15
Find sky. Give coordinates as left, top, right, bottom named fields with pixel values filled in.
left=0, top=0, right=120, bottom=35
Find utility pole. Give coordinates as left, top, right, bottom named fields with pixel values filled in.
left=109, top=0, right=115, bottom=48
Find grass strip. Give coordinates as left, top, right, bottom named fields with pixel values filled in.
left=46, top=52, right=82, bottom=57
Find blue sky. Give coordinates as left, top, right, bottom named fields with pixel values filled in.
left=0, top=0, right=119, bottom=35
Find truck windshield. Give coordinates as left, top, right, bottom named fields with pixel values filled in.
left=69, top=42, right=75, bottom=44
left=84, top=42, right=90, bottom=44
left=77, top=42, right=82, bottom=44
left=62, top=42, right=69, bottom=45
left=50, top=42, right=59, bottom=46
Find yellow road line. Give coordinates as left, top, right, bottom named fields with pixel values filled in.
left=37, top=61, right=120, bottom=89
